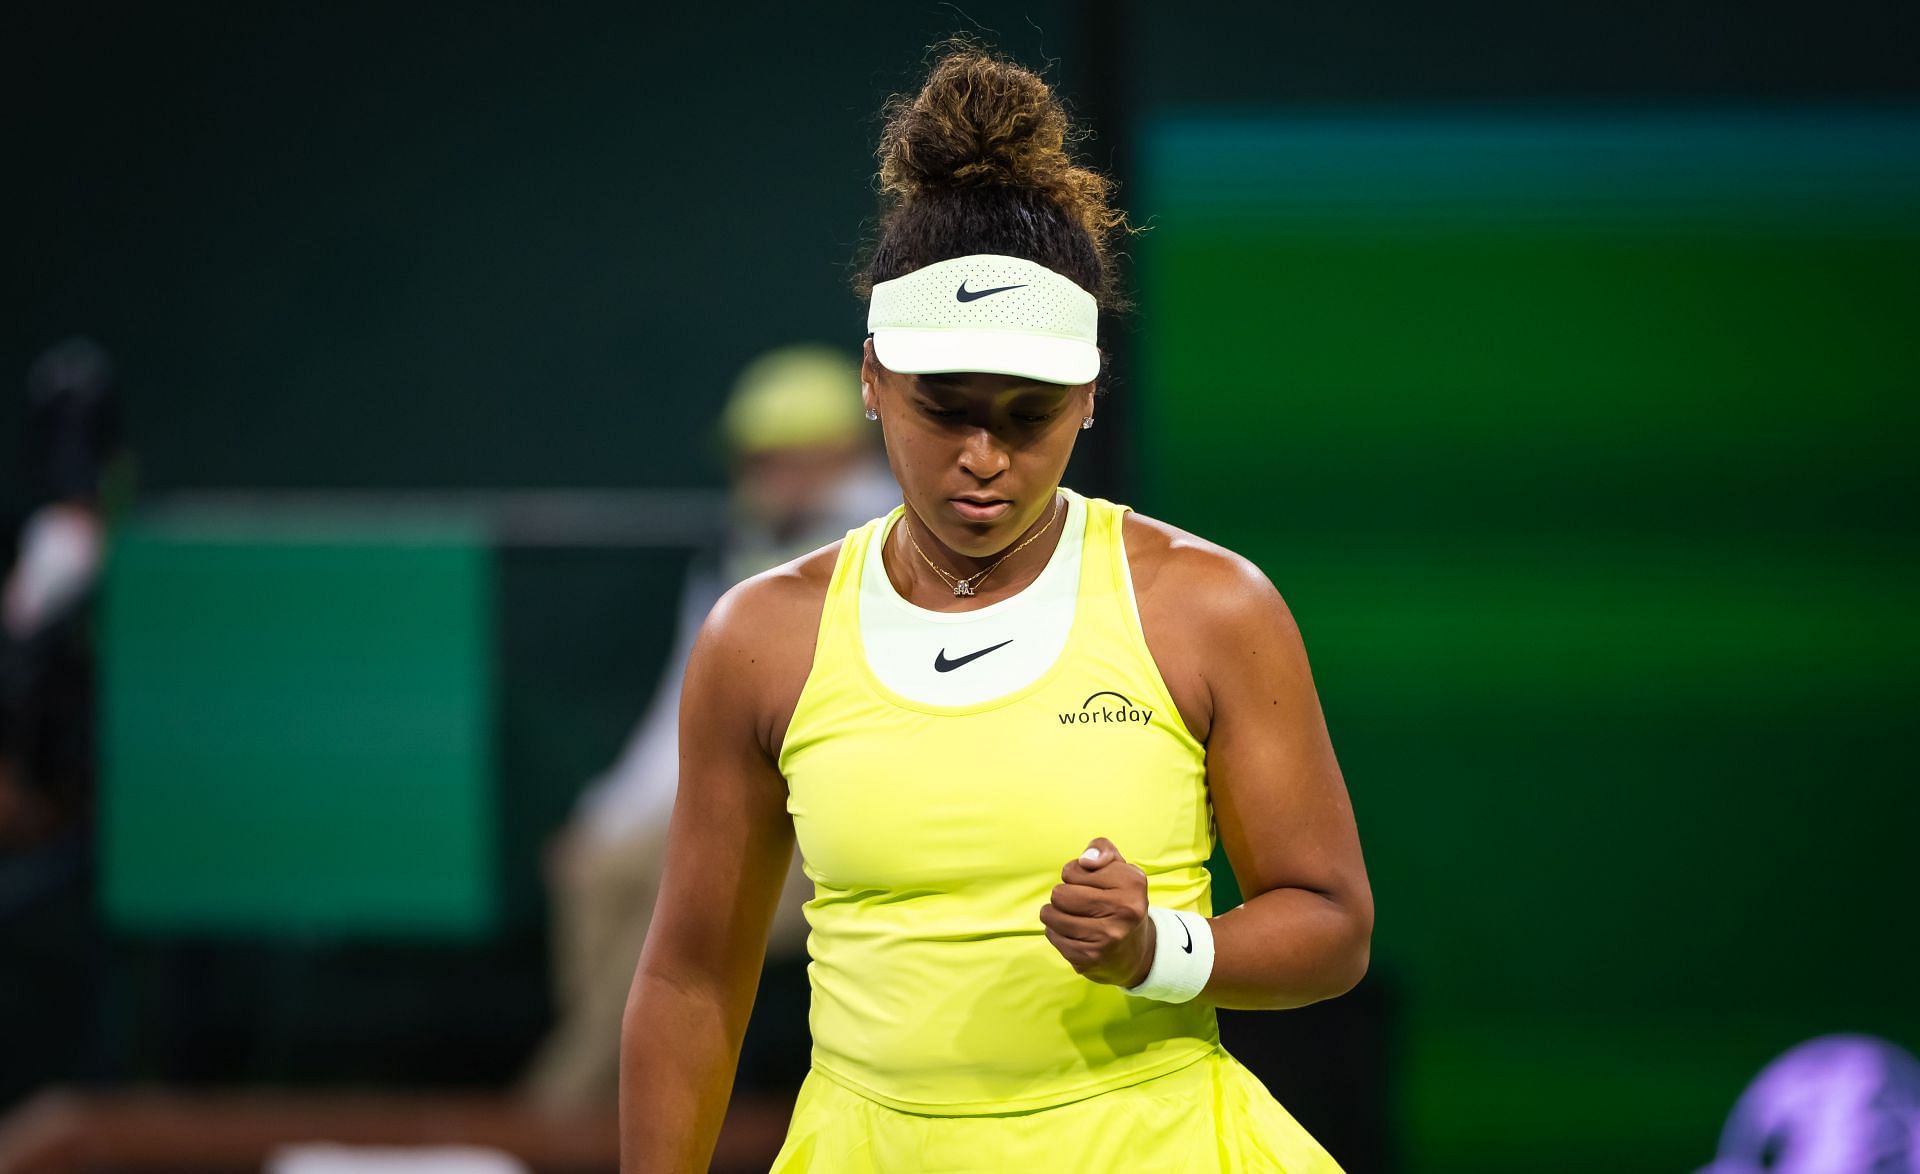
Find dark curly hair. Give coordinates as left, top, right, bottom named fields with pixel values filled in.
left=858, top=41, right=1134, bottom=312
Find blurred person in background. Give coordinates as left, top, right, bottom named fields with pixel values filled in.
left=1, top=336, right=121, bottom=866
left=519, top=344, right=894, bottom=1110
left=622, top=45, right=1370, bottom=1172
left=0, top=336, right=122, bottom=1107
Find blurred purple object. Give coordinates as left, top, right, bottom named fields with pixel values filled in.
left=1700, top=1034, right=1920, bottom=1173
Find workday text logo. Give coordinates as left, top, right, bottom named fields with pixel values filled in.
left=1059, top=690, right=1154, bottom=728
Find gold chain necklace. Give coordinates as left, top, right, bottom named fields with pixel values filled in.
left=902, top=495, right=1063, bottom=598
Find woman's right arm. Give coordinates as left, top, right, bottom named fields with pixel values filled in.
left=619, top=576, right=804, bottom=1172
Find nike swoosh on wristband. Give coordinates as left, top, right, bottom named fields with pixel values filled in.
left=955, top=282, right=1027, bottom=302
left=933, top=639, right=1013, bottom=672
left=1180, top=919, right=1193, bottom=954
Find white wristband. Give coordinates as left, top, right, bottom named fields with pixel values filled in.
left=1125, top=905, right=1215, bottom=1004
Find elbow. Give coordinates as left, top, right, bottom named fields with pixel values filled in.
left=1329, top=934, right=1370, bottom=1000
left=1337, top=891, right=1375, bottom=993
left=618, top=969, right=649, bottom=1072
left=1315, top=897, right=1374, bottom=1002
left=1245, top=896, right=1374, bottom=1010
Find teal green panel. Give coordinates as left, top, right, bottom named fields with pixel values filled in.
left=101, top=516, right=496, bottom=937
left=1136, top=112, right=1920, bottom=1174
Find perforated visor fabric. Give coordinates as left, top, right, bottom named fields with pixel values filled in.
left=867, top=255, right=1100, bottom=385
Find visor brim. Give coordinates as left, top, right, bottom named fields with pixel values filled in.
left=872, top=329, right=1099, bottom=386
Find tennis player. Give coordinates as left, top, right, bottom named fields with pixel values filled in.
left=621, top=44, right=1372, bottom=1172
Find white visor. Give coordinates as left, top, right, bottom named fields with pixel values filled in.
left=866, top=254, right=1099, bottom=385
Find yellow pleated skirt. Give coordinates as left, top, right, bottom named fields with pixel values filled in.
left=768, top=1046, right=1346, bottom=1173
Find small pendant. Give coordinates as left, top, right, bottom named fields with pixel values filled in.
left=953, top=581, right=975, bottom=597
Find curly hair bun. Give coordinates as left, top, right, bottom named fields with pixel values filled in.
left=876, top=46, right=1127, bottom=264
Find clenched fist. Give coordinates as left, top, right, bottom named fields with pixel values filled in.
left=1039, top=837, right=1155, bottom=988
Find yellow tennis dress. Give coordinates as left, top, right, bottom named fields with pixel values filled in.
left=770, top=493, right=1343, bottom=1172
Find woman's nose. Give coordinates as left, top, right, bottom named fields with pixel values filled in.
left=957, top=427, right=1010, bottom=479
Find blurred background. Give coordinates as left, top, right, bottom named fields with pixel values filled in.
left=3, top=3, right=1916, bottom=1172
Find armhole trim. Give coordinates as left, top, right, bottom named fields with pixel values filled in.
left=1111, top=509, right=1204, bottom=752
left=774, top=523, right=878, bottom=769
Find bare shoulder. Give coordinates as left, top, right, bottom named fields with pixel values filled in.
left=1121, top=511, right=1295, bottom=636
left=702, top=540, right=841, bottom=648
left=688, top=540, right=843, bottom=755
left=1120, top=512, right=1301, bottom=740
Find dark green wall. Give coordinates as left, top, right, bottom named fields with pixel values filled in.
left=1137, top=111, right=1920, bottom=1174
left=4, top=5, right=1071, bottom=498
left=10, top=2, right=1918, bottom=508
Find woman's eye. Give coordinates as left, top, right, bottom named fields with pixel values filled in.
left=917, top=405, right=1054, bottom=424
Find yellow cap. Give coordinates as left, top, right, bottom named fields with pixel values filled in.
left=721, top=344, right=864, bottom=455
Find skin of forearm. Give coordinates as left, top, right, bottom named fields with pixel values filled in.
left=1200, top=886, right=1371, bottom=1011
left=619, top=970, right=756, bottom=1174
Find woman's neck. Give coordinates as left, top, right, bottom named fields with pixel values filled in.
left=886, top=492, right=1065, bottom=611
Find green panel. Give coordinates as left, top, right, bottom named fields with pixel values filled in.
left=102, top=515, right=496, bottom=937
left=1138, top=112, right=1920, bottom=1173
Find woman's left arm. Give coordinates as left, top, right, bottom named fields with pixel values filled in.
left=1188, top=551, right=1373, bottom=1011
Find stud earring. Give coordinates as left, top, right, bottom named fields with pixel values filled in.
left=865, top=408, right=879, bottom=421
left=1080, top=416, right=1094, bottom=430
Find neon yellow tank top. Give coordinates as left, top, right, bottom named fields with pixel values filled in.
left=779, top=493, right=1218, bottom=1116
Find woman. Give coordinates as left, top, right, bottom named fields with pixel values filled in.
left=621, top=45, right=1372, bottom=1172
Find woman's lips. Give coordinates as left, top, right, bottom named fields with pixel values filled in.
left=950, top=498, right=1012, bottom=522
